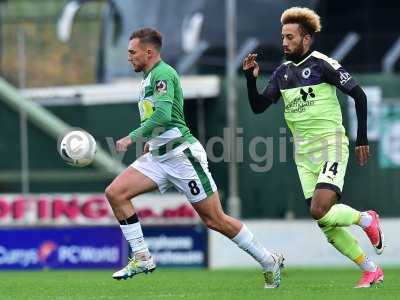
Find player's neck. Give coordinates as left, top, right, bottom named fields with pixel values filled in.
left=292, top=49, right=312, bottom=63
left=144, top=58, right=162, bottom=75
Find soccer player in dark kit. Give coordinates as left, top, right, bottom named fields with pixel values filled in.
left=243, top=7, right=384, bottom=288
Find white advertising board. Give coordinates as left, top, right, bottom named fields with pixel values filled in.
left=209, top=219, right=400, bottom=267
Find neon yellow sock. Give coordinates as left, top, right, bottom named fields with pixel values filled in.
left=318, top=204, right=360, bottom=227
left=320, top=225, right=364, bottom=262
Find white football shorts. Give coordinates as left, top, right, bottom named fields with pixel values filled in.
left=131, top=141, right=217, bottom=203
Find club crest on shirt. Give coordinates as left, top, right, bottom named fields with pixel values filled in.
left=302, top=68, right=311, bottom=79
left=155, top=80, right=167, bottom=94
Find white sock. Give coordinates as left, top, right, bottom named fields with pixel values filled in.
left=358, top=212, right=373, bottom=229
left=358, top=256, right=377, bottom=272
left=120, top=222, right=150, bottom=259
left=231, top=224, right=276, bottom=271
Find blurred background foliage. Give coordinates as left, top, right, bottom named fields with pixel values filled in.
left=1, top=0, right=103, bottom=87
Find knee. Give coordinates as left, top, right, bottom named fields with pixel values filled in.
left=310, top=204, right=328, bottom=220
left=203, top=215, right=226, bottom=232
left=310, top=190, right=337, bottom=220
left=105, top=184, right=121, bottom=204
left=203, top=218, right=219, bottom=231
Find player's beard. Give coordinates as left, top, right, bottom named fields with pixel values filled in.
left=284, top=39, right=305, bottom=62
left=130, top=61, right=144, bottom=72
left=133, top=64, right=143, bottom=73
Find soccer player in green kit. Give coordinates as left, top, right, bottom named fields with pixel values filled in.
left=105, top=27, right=284, bottom=288
left=243, top=7, right=385, bottom=288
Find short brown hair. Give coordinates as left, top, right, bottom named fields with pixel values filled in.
left=129, top=27, right=162, bottom=50
left=281, top=7, right=321, bottom=36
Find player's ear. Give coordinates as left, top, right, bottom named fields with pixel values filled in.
left=147, top=47, right=155, bottom=58
left=144, top=43, right=159, bottom=59
left=303, top=34, right=312, bottom=47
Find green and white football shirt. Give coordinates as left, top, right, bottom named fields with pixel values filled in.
left=131, top=60, right=196, bottom=150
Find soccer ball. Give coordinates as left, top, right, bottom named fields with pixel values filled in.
left=58, top=130, right=96, bottom=167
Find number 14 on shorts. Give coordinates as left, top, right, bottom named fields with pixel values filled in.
left=317, top=160, right=346, bottom=193
left=321, top=161, right=339, bottom=180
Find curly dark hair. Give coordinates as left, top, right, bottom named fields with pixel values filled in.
left=281, top=7, right=321, bottom=36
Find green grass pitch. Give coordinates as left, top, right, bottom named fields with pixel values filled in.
left=1, top=267, right=399, bottom=300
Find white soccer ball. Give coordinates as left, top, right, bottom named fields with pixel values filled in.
left=58, top=130, right=96, bottom=167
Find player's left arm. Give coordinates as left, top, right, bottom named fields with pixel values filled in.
left=322, top=60, right=369, bottom=166
left=116, top=75, right=174, bottom=152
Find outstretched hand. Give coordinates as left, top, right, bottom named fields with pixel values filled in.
left=243, top=53, right=260, bottom=77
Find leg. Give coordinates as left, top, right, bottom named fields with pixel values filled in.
left=106, top=157, right=165, bottom=280
left=311, top=158, right=385, bottom=254
left=191, top=191, right=241, bottom=238
left=310, top=188, right=337, bottom=220
left=311, top=188, right=365, bottom=260
left=311, top=188, right=385, bottom=254
left=192, top=191, right=284, bottom=288
left=321, top=224, right=384, bottom=288
left=168, top=142, right=284, bottom=288
left=310, top=188, right=360, bottom=224
left=311, top=188, right=383, bottom=287
left=105, top=166, right=157, bottom=221
left=300, top=149, right=383, bottom=287
left=311, top=157, right=360, bottom=224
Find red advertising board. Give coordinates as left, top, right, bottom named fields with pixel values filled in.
left=0, top=193, right=200, bottom=226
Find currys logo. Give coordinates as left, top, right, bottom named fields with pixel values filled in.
left=38, top=241, right=58, bottom=264
left=0, top=246, right=37, bottom=267
left=0, top=241, right=58, bottom=268
left=0, top=228, right=123, bottom=269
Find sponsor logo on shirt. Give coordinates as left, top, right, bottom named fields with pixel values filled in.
left=339, top=72, right=351, bottom=85
left=138, top=98, right=154, bottom=121
left=285, top=88, right=316, bottom=113
left=156, top=80, right=168, bottom=94
left=300, top=87, right=315, bottom=101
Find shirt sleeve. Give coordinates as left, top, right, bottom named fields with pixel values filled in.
left=348, top=85, right=368, bottom=146
left=261, top=69, right=281, bottom=103
left=321, top=58, right=358, bottom=94
left=129, top=100, right=172, bottom=142
left=244, top=69, right=273, bottom=114
left=128, top=69, right=175, bottom=142
left=152, top=71, right=175, bottom=104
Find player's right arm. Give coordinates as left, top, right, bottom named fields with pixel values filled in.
left=116, top=101, right=172, bottom=152
left=321, top=58, right=370, bottom=166
left=243, top=53, right=281, bottom=114
left=116, top=71, right=175, bottom=152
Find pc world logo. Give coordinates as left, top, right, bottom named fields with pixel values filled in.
left=38, top=241, right=58, bottom=264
